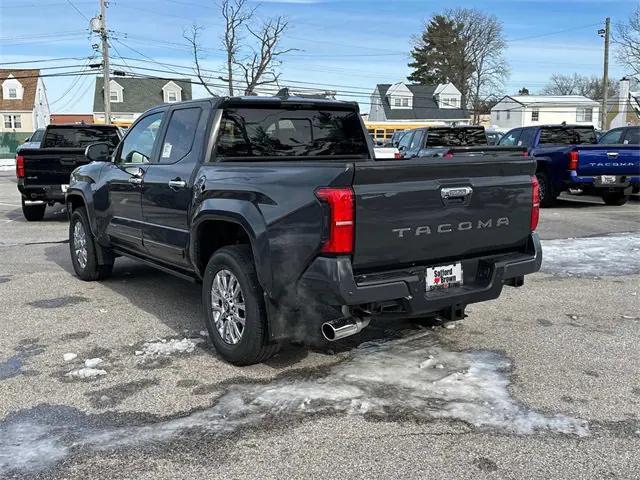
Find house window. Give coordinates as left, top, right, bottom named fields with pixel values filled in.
left=167, top=91, right=178, bottom=102
left=8, top=88, right=17, bottom=99
left=507, top=110, right=511, bottom=120
left=401, top=97, right=409, bottom=107
left=531, top=108, right=539, bottom=122
left=496, top=111, right=501, bottom=121
left=110, top=90, right=120, bottom=102
left=394, top=98, right=401, bottom=107
left=3, top=114, right=21, bottom=128
left=576, top=107, right=593, bottom=122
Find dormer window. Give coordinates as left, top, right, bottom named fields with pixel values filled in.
left=8, top=88, right=17, bottom=99
left=394, top=98, right=401, bottom=107
left=401, top=97, right=409, bottom=107
left=162, top=81, right=182, bottom=103
left=110, top=90, right=120, bottom=102
left=2, top=75, right=24, bottom=100
left=167, top=91, right=178, bottom=102
left=108, top=80, right=123, bottom=103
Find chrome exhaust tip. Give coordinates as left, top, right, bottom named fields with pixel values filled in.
left=321, top=316, right=370, bottom=341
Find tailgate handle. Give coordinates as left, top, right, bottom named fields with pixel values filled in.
left=59, top=158, right=77, bottom=166
left=441, top=186, right=473, bottom=206
left=606, top=152, right=619, bottom=158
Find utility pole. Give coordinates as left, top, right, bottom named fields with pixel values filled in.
left=99, top=0, right=111, bottom=125
left=600, top=17, right=610, bottom=130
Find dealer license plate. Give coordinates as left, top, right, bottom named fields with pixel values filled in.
left=426, top=263, right=463, bottom=291
left=61, top=184, right=69, bottom=193
left=600, top=175, right=616, bottom=184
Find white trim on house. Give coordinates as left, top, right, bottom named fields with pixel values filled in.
left=162, top=81, right=182, bottom=103
left=1, top=75, right=24, bottom=100
left=109, top=80, right=124, bottom=103
left=490, top=95, right=600, bottom=129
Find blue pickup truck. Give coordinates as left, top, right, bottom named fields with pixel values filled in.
left=499, top=124, right=640, bottom=206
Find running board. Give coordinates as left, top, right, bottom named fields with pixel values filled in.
left=112, top=248, right=199, bottom=283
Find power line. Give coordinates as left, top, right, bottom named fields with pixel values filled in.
left=65, top=0, right=91, bottom=21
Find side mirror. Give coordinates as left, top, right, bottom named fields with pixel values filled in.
left=85, top=142, right=110, bottom=162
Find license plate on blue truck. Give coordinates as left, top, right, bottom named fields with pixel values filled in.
left=426, top=263, right=463, bottom=291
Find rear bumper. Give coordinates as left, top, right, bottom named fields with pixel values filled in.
left=299, top=233, right=542, bottom=315
left=17, top=182, right=66, bottom=203
left=567, top=172, right=640, bottom=189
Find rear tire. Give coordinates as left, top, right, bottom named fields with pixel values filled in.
left=536, top=172, right=558, bottom=208
left=22, top=199, right=46, bottom=221
left=69, top=207, right=114, bottom=281
left=602, top=191, right=628, bottom=206
left=202, top=245, right=279, bottom=366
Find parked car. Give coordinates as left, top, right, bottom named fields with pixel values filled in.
left=66, top=96, right=542, bottom=365
left=16, top=124, right=121, bottom=221
left=397, top=126, right=488, bottom=159
left=598, top=126, right=640, bottom=145
left=485, top=129, right=504, bottom=145
left=499, top=124, right=640, bottom=206
left=16, top=128, right=45, bottom=152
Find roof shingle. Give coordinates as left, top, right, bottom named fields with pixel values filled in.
left=0, top=69, right=39, bottom=111
left=377, top=83, right=469, bottom=121
left=93, top=77, right=193, bottom=113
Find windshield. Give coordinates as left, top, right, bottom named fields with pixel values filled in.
left=42, top=127, right=120, bottom=148
left=216, top=107, right=369, bottom=159
left=425, top=128, right=487, bottom=147
left=539, top=127, right=597, bottom=145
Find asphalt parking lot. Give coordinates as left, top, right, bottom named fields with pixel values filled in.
left=0, top=169, right=639, bottom=480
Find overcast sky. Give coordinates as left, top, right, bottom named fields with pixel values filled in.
left=0, top=0, right=636, bottom=114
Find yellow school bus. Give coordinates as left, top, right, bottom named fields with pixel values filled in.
left=365, top=121, right=447, bottom=143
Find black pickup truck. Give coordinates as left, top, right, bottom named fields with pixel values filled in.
left=66, top=96, right=542, bottom=365
left=16, top=124, right=121, bottom=220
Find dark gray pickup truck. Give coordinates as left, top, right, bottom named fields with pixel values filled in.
left=16, top=124, right=121, bottom=220
left=66, top=96, right=542, bottom=365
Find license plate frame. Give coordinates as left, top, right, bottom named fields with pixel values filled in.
left=599, top=175, right=617, bottom=185
left=426, top=263, right=463, bottom=292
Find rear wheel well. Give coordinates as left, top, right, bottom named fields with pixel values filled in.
left=195, top=220, right=251, bottom=275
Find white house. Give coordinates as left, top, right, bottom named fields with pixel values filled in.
left=0, top=69, right=50, bottom=134
left=490, top=95, right=601, bottom=129
left=93, top=77, right=192, bottom=127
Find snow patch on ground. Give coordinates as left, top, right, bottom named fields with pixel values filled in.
left=62, top=353, right=77, bottom=362
left=0, top=333, right=588, bottom=475
left=65, top=368, right=107, bottom=379
left=541, top=233, right=640, bottom=276
left=139, top=338, right=204, bottom=357
left=84, top=358, right=103, bottom=368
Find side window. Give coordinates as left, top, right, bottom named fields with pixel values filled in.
left=599, top=128, right=624, bottom=145
left=158, top=107, right=201, bottom=163
left=410, top=130, right=424, bottom=151
left=398, top=131, right=414, bottom=150
left=499, top=129, right=521, bottom=146
left=623, top=127, right=639, bottom=145
left=117, top=112, right=163, bottom=164
left=518, top=128, right=534, bottom=148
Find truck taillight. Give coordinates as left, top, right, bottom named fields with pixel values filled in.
left=15, top=155, right=25, bottom=178
left=394, top=152, right=401, bottom=159
left=531, top=175, right=540, bottom=231
left=443, top=151, right=454, bottom=159
left=315, top=187, right=354, bottom=254
left=567, top=150, right=579, bottom=170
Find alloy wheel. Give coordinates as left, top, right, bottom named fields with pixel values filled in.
left=211, top=269, right=246, bottom=345
left=73, top=221, right=88, bottom=269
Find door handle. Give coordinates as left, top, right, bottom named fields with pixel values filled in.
left=168, top=179, right=187, bottom=189
left=128, top=177, right=143, bottom=185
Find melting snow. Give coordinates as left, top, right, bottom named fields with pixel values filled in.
left=65, top=368, right=107, bottom=379
left=0, top=333, right=587, bottom=475
left=139, top=338, right=204, bottom=357
left=84, top=358, right=103, bottom=368
left=62, top=353, right=77, bottom=362
left=541, top=233, right=640, bottom=276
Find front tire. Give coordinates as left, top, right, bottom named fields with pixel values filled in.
left=22, top=199, right=46, bottom=221
left=202, top=245, right=279, bottom=366
left=602, top=191, right=628, bottom=206
left=536, top=172, right=558, bottom=208
left=69, top=207, right=113, bottom=281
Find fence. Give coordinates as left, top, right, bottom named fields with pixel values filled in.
left=0, top=132, right=32, bottom=159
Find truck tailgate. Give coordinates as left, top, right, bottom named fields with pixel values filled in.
left=352, top=156, right=536, bottom=271
left=575, top=145, right=640, bottom=176
left=21, top=148, right=87, bottom=186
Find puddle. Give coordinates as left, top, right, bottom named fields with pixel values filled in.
left=541, top=233, right=640, bottom=276
left=0, top=342, right=45, bottom=380
left=28, top=296, right=89, bottom=309
left=0, top=333, right=587, bottom=475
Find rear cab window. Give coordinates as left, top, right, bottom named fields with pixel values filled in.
left=426, top=128, right=487, bottom=147
left=215, top=105, right=369, bottom=160
left=42, top=126, right=120, bottom=149
left=539, top=126, right=597, bottom=145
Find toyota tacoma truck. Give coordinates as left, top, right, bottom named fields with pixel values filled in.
left=66, top=96, right=542, bottom=365
left=16, top=124, right=121, bottom=220
left=499, top=124, right=640, bottom=206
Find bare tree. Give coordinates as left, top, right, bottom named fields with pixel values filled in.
left=614, top=5, right=640, bottom=76
left=183, top=24, right=217, bottom=97
left=447, top=9, right=509, bottom=124
left=221, top=0, right=254, bottom=95
left=542, top=73, right=618, bottom=99
left=235, top=16, right=295, bottom=95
